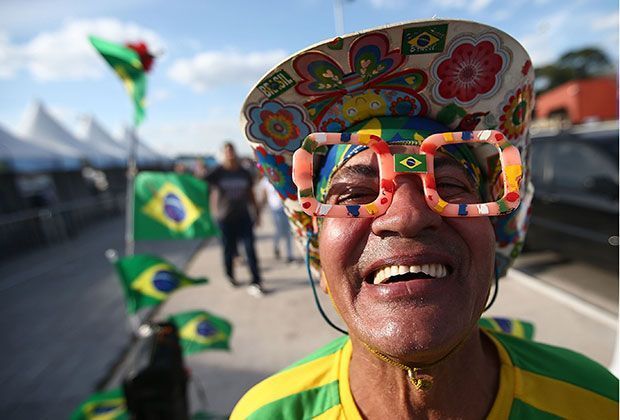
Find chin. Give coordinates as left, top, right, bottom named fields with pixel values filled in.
left=354, top=309, right=477, bottom=364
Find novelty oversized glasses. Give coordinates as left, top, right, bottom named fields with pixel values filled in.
left=292, top=130, right=522, bottom=218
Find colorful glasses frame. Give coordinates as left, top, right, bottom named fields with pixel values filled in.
left=292, top=130, right=523, bottom=218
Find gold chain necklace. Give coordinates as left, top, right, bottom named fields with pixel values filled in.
left=361, top=333, right=472, bottom=391
left=362, top=342, right=433, bottom=390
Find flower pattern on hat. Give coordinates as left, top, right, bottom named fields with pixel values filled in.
left=254, top=146, right=297, bottom=200
left=246, top=99, right=312, bottom=152
left=432, top=33, right=509, bottom=106
left=292, top=32, right=428, bottom=130
left=499, top=83, right=533, bottom=139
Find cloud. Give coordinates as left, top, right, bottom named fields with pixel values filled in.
left=430, top=0, right=493, bottom=12
left=368, top=0, right=407, bottom=9
left=0, top=18, right=164, bottom=81
left=591, top=11, right=619, bottom=31
left=141, top=113, right=249, bottom=157
left=167, top=49, right=288, bottom=93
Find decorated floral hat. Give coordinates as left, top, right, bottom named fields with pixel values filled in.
left=241, top=19, right=535, bottom=278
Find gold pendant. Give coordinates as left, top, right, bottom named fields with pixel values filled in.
left=408, top=368, right=433, bottom=390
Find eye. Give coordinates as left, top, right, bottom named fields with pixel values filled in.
left=326, top=184, right=378, bottom=205
left=436, top=177, right=479, bottom=203
left=369, top=100, right=381, bottom=110
left=346, top=108, right=357, bottom=117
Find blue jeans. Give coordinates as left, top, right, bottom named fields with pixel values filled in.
left=271, top=207, right=293, bottom=259
left=218, top=213, right=261, bottom=285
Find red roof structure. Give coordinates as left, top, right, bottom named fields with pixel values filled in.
left=535, top=77, right=618, bottom=124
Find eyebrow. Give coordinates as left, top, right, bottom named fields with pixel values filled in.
left=324, top=164, right=379, bottom=197
left=330, top=164, right=379, bottom=182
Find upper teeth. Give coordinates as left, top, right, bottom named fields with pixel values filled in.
left=372, top=264, right=448, bottom=285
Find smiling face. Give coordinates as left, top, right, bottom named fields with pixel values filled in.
left=318, top=147, right=495, bottom=364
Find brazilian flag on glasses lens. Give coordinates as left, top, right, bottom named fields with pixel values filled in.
left=168, top=310, right=233, bottom=355
left=134, top=172, right=218, bottom=240
left=115, top=254, right=208, bottom=314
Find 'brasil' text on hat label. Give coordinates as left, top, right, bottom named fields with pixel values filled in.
left=258, top=70, right=296, bottom=99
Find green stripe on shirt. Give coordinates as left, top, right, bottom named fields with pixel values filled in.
left=509, top=398, right=563, bottom=419
left=492, top=332, right=619, bottom=402
left=247, top=381, right=340, bottom=420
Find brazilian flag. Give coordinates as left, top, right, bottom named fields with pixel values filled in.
left=115, top=254, right=208, bottom=314
left=168, top=310, right=232, bottom=355
left=479, top=317, right=535, bottom=340
left=70, top=388, right=127, bottom=420
left=134, top=172, right=218, bottom=240
left=89, top=36, right=148, bottom=126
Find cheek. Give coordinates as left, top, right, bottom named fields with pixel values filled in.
left=318, top=219, right=372, bottom=278
left=319, top=219, right=369, bottom=257
left=452, top=218, right=496, bottom=272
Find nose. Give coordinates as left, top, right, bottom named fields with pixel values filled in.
left=371, top=174, right=442, bottom=238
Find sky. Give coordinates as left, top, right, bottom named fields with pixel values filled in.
left=0, top=0, right=617, bottom=158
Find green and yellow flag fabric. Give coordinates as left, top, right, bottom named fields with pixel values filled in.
left=70, top=387, right=127, bottom=420
left=134, top=172, right=218, bottom=240
left=115, top=254, right=208, bottom=314
left=89, top=35, right=147, bottom=126
left=479, top=316, right=535, bottom=340
left=168, top=310, right=232, bottom=355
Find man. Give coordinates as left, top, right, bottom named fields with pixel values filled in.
left=205, top=142, right=264, bottom=297
left=232, top=20, right=618, bottom=418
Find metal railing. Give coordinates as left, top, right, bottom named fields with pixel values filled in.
left=0, top=194, right=125, bottom=259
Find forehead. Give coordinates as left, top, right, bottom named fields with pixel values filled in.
left=333, top=145, right=420, bottom=169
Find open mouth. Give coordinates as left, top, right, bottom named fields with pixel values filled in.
left=370, top=264, right=449, bottom=285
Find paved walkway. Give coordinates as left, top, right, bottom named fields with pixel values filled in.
left=143, top=217, right=618, bottom=417
left=0, top=216, right=202, bottom=420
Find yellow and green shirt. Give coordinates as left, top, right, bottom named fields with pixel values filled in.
left=231, top=330, right=618, bottom=419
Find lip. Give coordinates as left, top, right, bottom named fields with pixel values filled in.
left=360, top=276, right=451, bottom=300
left=359, top=253, right=455, bottom=300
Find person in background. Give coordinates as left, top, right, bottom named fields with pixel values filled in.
left=231, top=19, right=618, bottom=418
left=257, top=173, right=294, bottom=263
left=173, top=161, right=187, bottom=174
left=192, top=158, right=207, bottom=179
left=205, top=142, right=264, bottom=297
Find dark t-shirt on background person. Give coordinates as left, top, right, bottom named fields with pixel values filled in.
left=205, top=166, right=255, bottom=222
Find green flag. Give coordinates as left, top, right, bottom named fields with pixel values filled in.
left=115, top=254, right=208, bottom=314
left=134, top=172, right=218, bottom=240
left=70, top=388, right=128, bottom=420
left=89, top=35, right=148, bottom=126
left=168, top=310, right=232, bottom=355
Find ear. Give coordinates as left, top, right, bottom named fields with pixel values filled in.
left=319, top=270, right=330, bottom=294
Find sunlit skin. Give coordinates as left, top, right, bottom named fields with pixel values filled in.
left=222, top=144, right=239, bottom=170
left=318, top=146, right=500, bottom=419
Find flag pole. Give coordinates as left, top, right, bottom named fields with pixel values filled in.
left=125, top=124, right=138, bottom=256
left=333, top=0, right=344, bottom=35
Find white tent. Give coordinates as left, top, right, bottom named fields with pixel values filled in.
left=0, top=124, right=77, bottom=172
left=120, top=127, right=169, bottom=167
left=21, top=102, right=119, bottom=169
left=76, top=115, right=127, bottom=166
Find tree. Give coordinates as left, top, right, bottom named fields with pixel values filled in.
left=534, top=47, right=615, bottom=94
